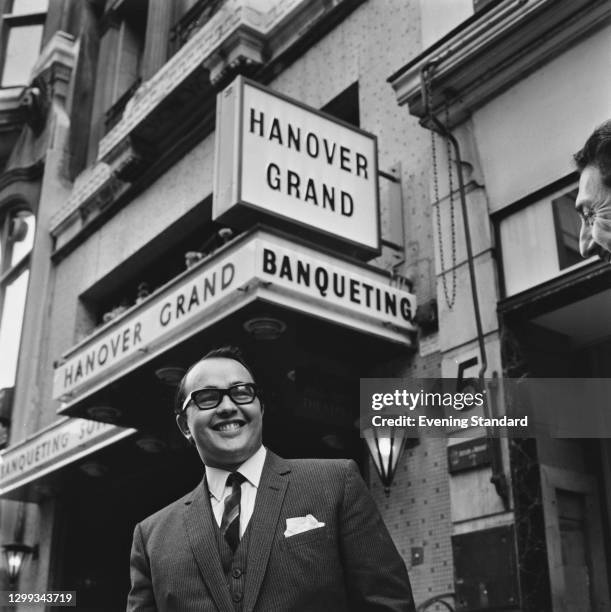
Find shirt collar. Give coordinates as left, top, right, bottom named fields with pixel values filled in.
left=205, top=445, right=267, bottom=501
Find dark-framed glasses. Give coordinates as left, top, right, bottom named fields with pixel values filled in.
left=181, top=383, right=258, bottom=412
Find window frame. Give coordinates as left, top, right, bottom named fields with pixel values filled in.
left=0, top=0, right=47, bottom=89
left=492, top=175, right=595, bottom=299
left=96, top=0, right=149, bottom=134
left=0, top=205, right=35, bottom=389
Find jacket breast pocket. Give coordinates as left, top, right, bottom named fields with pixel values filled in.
left=281, top=526, right=329, bottom=549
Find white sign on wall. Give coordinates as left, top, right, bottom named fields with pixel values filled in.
left=214, top=77, right=380, bottom=254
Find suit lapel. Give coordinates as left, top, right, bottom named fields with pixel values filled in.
left=243, top=451, right=290, bottom=612
left=183, top=478, right=234, bottom=612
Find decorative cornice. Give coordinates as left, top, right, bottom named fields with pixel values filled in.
left=104, top=136, right=156, bottom=182
left=79, top=173, right=127, bottom=221
left=15, top=32, right=78, bottom=138
left=170, top=0, right=225, bottom=53
left=389, top=0, right=611, bottom=127
left=97, top=0, right=263, bottom=161
left=30, top=31, right=77, bottom=83
left=203, top=27, right=267, bottom=87
left=19, top=78, right=49, bottom=134
left=51, top=0, right=361, bottom=250
left=0, top=87, right=26, bottom=137
left=50, top=172, right=131, bottom=254
left=0, top=161, right=44, bottom=197
left=0, top=88, right=25, bottom=118
left=96, top=0, right=333, bottom=162
left=49, top=162, right=127, bottom=235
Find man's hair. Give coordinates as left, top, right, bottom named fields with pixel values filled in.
left=174, top=346, right=256, bottom=414
left=574, top=119, right=611, bottom=187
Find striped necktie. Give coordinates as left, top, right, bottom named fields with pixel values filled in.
left=220, top=472, right=245, bottom=553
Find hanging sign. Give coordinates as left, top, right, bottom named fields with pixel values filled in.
left=214, top=77, right=380, bottom=255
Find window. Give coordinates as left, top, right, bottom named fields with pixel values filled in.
left=0, top=0, right=47, bottom=87
left=101, top=0, right=149, bottom=132
left=322, top=82, right=360, bottom=128
left=0, top=208, right=35, bottom=388
left=169, top=0, right=224, bottom=56
left=109, top=0, right=147, bottom=102
left=498, top=183, right=587, bottom=296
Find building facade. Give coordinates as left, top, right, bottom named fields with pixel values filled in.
left=390, top=0, right=611, bottom=610
left=0, top=0, right=609, bottom=610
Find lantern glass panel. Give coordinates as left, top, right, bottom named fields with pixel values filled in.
left=3, top=547, right=26, bottom=581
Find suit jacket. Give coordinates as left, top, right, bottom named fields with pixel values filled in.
left=127, top=451, right=415, bottom=611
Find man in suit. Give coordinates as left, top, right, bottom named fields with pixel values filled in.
left=127, top=346, right=415, bottom=611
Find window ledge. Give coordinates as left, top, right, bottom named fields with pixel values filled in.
left=0, top=87, right=26, bottom=127
left=499, top=258, right=611, bottom=320
left=29, top=31, right=76, bottom=84
left=389, top=0, right=611, bottom=127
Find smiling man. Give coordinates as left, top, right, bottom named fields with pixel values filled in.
left=127, top=346, right=415, bottom=612
left=574, top=120, right=611, bottom=262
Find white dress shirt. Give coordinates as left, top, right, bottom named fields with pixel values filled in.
left=205, top=445, right=267, bottom=538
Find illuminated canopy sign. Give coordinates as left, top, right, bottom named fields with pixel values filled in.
left=53, top=250, right=253, bottom=400
left=259, top=245, right=413, bottom=324
left=54, top=230, right=415, bottom=404
left=0, top=418, right=135, bottom=496
left=214, top=77, right=380, bottom=255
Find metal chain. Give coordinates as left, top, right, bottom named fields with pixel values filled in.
left=425, top=67, right=457, bottom=309
left=444, top=103, right=457, bottom=307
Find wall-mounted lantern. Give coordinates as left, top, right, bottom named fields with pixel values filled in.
left=363, top=426, right=410, bottom=496
left=2, top=543, right=37, bottom=587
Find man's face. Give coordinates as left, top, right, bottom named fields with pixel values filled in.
left=576, top=165, right=611, bottom=262
left=177, top=357, right=263, bottom=470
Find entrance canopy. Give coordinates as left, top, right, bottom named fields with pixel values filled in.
left=0, top=417, right=135, bottom=501
left=499, top=260, right=611, bottom=347
left=54, top=227, right=416, bottom=428
left=499, top=261, right=611, bottom=383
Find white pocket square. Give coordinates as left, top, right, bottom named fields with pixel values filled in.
left=284, top=514, right=325, bottom=537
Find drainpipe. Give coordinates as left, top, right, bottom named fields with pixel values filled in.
left=419, top=63, right=509, bottom=508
